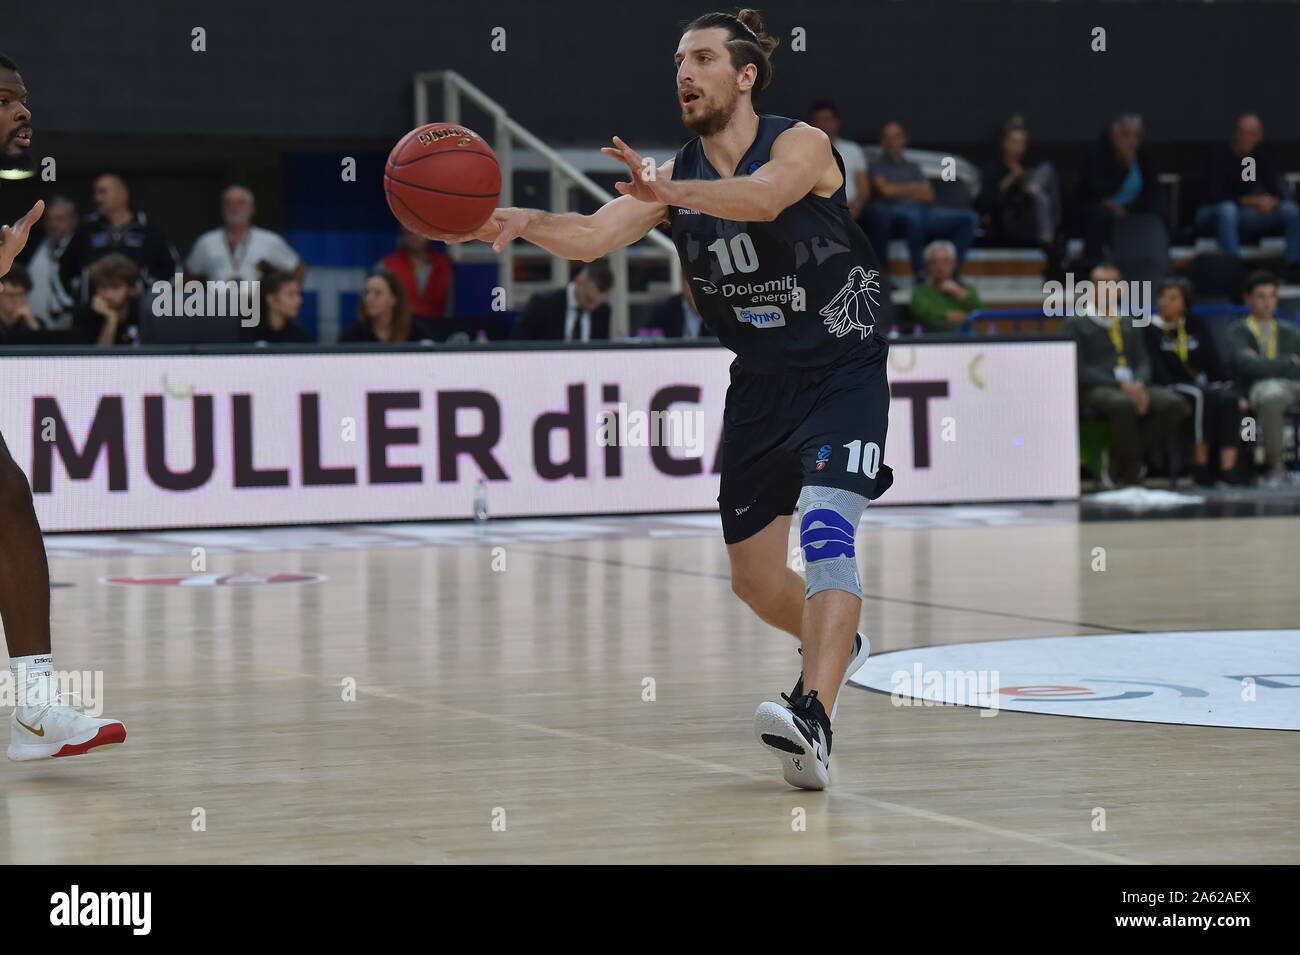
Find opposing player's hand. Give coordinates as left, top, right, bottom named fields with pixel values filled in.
left=602, top=136, right=674, bottom=205
left=425, top=208, right=536, bottom=254
left=0, top=200, right=45, bottom=280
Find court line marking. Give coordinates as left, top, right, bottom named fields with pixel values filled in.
left=509, top=547, right=1143, bottom=634
left=260, top=662, right=1138, bottom=864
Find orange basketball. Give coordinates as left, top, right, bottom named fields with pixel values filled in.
left=384, top=123, right=501, bottom=237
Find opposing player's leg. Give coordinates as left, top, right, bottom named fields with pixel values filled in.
left=0, top=430, right=50, bottom=659
left=0, top=430, right=125, bottom=760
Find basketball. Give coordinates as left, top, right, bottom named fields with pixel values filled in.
left=383, top=123, right=501, bottom=237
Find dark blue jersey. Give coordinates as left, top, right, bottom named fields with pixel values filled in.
left=667, top=114, right=886, bottom=374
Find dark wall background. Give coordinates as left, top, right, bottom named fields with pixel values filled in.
left=3, top=0, right=1298, bottom=252
left=7, top=0, right=1299, bottom=143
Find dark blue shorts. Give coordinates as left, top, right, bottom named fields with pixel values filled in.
left=717, top=344, right=893, bottom=544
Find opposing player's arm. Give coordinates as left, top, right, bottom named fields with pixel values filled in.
left=664, top=126, right=834, bottom=222
left=441, top=159, right=673, bottom=262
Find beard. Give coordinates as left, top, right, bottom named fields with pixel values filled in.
left=681, top=88, right=739, bottom=136
left=0, top=136, right=34, bottom=178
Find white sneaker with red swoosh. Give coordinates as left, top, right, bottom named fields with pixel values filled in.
left=8, top=694, right=126, bottom=761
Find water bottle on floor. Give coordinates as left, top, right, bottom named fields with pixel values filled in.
left=473, top=478, right=488, bottom=523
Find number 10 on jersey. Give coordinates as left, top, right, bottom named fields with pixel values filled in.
left=843, top=440, right=881, bottom=478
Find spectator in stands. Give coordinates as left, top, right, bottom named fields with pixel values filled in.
left=379, top=228, right=452, bottom=322
left=909, top=240, right=983, bottom=333
left=67, top=253, right=140, bottom=347
left=23, top=194, right=76, bottom=327
left=860, top=121, right=979, bottom=279
left=0, top=265, right=45, bottom=344
left=1144, top=276, right=1245, bottom=486
left=644, top=275, right=710, bottom=338
left=339, top=268, right=433, bottom=343
left=975, top=116, right=1064, bottom=277
left=186, top=185, right=303, bottom=284
left=808, top=99, right=870, bottom=222
left=511, top=258, right=613, bottom=341
left=1225, top=270, right=1300, bottom=487
left=1063, top=263, right=1185, bottom=486
left=1078, top=115, right=1163, bottom=261
left=1194, top=115, right=1300, bottom=282
left=57, top=173, right=180, bottom=307
left=242, top=267, right=313, bottom=343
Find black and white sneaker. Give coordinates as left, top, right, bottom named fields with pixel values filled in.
left=790, top=631, right=870, bottom=722
left=753, top=690, right=833, bottom=790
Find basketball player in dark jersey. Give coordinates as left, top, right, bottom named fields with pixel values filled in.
left=438, top=10, right=890, bottom=789
left=0, top=54, right=126, bottom=758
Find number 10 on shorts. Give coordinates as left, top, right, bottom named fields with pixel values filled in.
left=843, top=439, right=882, bottom=478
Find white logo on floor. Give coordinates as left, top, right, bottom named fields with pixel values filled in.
left=848, top=630, right=1300, bottom=729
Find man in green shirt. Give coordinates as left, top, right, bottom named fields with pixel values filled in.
left=1225, top=270, right=1300, bottom=486
left=909, top=240, right=983, bottom=333
left=1062, top=263, right=1186, bottom=486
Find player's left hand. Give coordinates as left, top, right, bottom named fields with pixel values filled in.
left=0, top=200, right=44, bottom=280
left=602, top=136, right=676, bottom=205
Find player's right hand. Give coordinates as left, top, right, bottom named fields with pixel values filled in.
left=0, top=200, right=45, bottom=280
left=426, top=208, right=535, bottom=254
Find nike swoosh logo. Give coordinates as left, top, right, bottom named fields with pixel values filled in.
left=16, top=717, right=44, bottom=737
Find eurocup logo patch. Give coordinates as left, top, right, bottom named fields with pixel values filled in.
left=816, top=444, right=832, bottom=471
left=820, top=266, right=881, bottom=339
left=746, top=160, right=765, bottom=174
left=800, top=508, right=855, bottom=563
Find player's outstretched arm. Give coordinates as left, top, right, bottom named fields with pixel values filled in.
left=431, top=159, right=673, bottom=262
left=605, top=128, right=833, bottom=223
left=0, top=200, right=44, bottom=280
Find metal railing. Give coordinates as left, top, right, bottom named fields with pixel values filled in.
left=413, top=70, right=681, bottom=336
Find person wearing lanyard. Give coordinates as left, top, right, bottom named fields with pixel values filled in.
left=1063, top=263, right=1186, bottom=487
left=1144, top=277, right=1246, bottom=486
left=1225, top=270, right=1300, bottom=487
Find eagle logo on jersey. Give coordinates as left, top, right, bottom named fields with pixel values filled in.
left=819, top=266, right=881, bottom=339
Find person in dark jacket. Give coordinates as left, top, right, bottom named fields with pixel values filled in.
left=1194, top=114, right=1300, bottom=279
left=1143, top=277, right=1245, bottom=485
left=976, top=116, right=1063, bottom=276
left=510, top=259, right=613, bottom=341
left=338, top=268, right=433, bottom=343
left=1224, top=271, right=1300, bottom=486
left=55, top=173, right=180, bottom=308
left=1062, top=263, right=1186, bottom=486
left=643, top=276, right=711, bottom=338
left=1078, top=115, right=1164, bottom=260
left=242, top=266, right=314, bottom=343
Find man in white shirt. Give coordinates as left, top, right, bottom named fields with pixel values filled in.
left=23, top=194, right=76, bottom=327
left=809, top=99, right=870, bottom=220
left=185, top=185, right=302, bottom=283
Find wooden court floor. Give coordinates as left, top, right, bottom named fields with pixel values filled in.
left=3, top=514, right=1297, bottom=864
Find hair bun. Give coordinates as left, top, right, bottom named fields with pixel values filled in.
left=737, top=8, right=779, bottom=55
